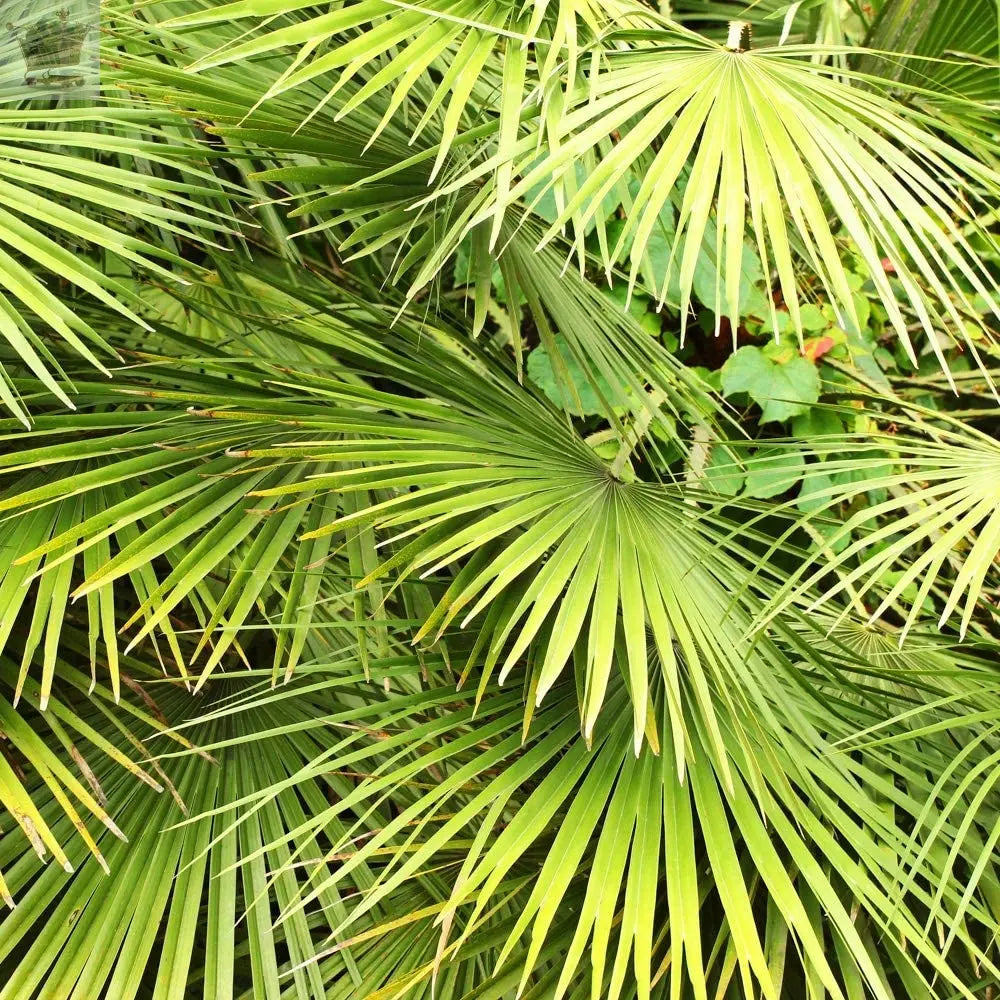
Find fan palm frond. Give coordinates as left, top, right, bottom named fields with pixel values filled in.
left=0, top=641, right=196, bottom=907
left=0, top=663, right=388, bottom=999
left=176, top=631, right=1000, bottom=1000
left=759, top=412, right=1000, bottom=641
left=0, top=110, right=238, bottom=423
left=442, top=34, right=1000, bottom=375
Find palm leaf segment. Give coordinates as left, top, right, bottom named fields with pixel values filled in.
left=0, top=662, right=393, bottom=1000
left=764, top=412, right=1000, bottom=641
left=0, top=4, right=999, bottom=1000
left=0, top=110, right=236, bottom=424
left=163, top=1, right=1000, bottom=380
left=450, top=37, right=1000, bottom=372
left=160, top=639, right=1000, bottom=1000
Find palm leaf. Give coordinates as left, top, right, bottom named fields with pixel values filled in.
left=181, top=634, right=1000, bottom=1000
left=0, top=110, right=238, bottom=423
left=758, top=411, right=1000, bottom=641
left=0, top=665, right=381, bottom=999
left=437, top=31, right=1000, bottom=379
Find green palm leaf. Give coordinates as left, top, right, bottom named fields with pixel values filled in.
left=759, top=412, right=1000, bottom=641
left=178, top=634, right=1000, bottom=1000
left=0, top=1, right=997, bottom=996
left=0, top=110, right=237, bottom=423
left=440, top=33, right=1000, bottom=376
left=0, top=665, right=381, bottom=999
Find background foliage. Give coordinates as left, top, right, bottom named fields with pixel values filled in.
left=1, top=0, right=1000, bottom=997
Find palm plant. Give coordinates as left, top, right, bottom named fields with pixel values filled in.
left=1, top=0, right=999, bottom=996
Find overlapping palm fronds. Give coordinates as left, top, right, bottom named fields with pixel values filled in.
left=0, top=0, right=999, bottom=997
left=0, top=109, right=239, bottom=423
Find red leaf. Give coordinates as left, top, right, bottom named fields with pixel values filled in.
left=803, top=336, right=835, bottom=362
